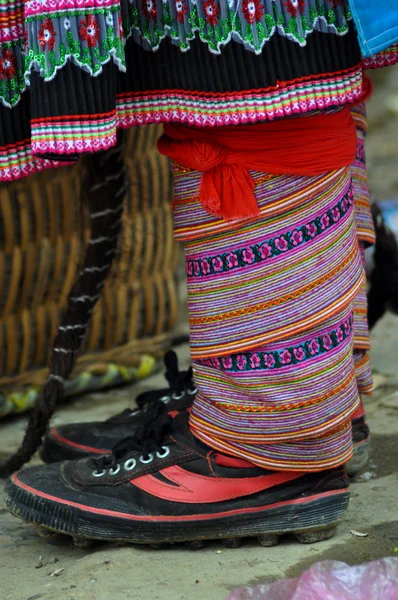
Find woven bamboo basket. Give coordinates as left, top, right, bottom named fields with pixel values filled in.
left=0, top=125, right=178, bottom=418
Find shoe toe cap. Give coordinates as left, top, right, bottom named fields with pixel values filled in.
left=8, top=461, right=68, bottom=496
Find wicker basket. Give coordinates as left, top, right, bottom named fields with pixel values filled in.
left=0, top=125, right=178, bottom=417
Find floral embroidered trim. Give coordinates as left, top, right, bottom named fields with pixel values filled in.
left=189, top=243, right=358, bottom=325
left=124, top=0, right=352, bottom=55
left=25, top=7, right=125, bottom=82
left=200, top=316, right=352, bottom=373
left=363, top=44, right=398, bottom=69
left=0, top=2, right=396, bottom=110
left=0, top=40, right=28, bottom=108
left=186, top=185, right=353, bottom=278
left=0, top=0, right=353, bottom=109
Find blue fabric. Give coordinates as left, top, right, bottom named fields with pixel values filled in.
left=349, top=0, right=398, bottom=57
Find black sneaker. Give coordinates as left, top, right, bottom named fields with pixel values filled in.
left=6, top=403, right=349, bottom=548
left=40, top=351, right=369, bottom=476
left=40, top=351, right=197, bottom=463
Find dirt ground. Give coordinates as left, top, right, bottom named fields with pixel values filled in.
left=1, top=68, right=398, bottom=600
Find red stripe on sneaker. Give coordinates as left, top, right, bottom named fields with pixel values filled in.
left=131, top=466, right=303, bottom=503
left=214, top=454, right=255, bottom=468
left=49, top=429, right=108, bottom=454
left=11, top=473, right=348, bottom=523
left=169, top=407, right=192, bottom=418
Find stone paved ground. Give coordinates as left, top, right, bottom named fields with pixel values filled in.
left=1, top=68, right=398, bottom=600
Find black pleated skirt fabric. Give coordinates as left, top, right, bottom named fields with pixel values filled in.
left=0, top=20, right=396, bottom=182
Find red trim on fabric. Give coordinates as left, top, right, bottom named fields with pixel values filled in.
left=359, top=75, right=373, bottom=104
left=116, top=65, right=361, bottom=100
left=351, top=398, right=365, bottom=419
left=49, top=428, right=108, bottom=454
left=131, top=465, right=302, bottom=503
left=11, top=473, right=348, bottom=522
left=0, top=138, right=32, bottom=150
left=30, top=110, right=115, bottom=123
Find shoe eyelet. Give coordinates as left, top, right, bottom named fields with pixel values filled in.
left=160, top=395, right=171, bottom=404
left=156, top=446, right=170, bottom=459
left=140, top=453, right=154, bottom=464
left=172, top=392, right=184, bottom=400
left=188, top=386, right=197, bottom=396
left=92, top=470, right=106, bottom=477
left=124, top=458, right=137, bottom=471
left=109, top=465, right=121, bottom=476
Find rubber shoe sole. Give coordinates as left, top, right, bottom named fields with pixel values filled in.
left=5, top=473, right=348, bottom=549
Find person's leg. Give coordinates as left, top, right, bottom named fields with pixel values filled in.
left=5, top=120, right=362, bottom=546
left=347, top=101, right=375, bottom=473
left=351, top=101, right=374, bottom=386
left=176, top=162, right=362, bottom=470
left=38, top=104, right=375, bottom=474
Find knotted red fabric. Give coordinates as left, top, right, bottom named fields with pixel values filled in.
left=157, top=106, right=357, bottom=221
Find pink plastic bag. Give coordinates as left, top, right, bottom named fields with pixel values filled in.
left=226, top=558, right=398, bottom=600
